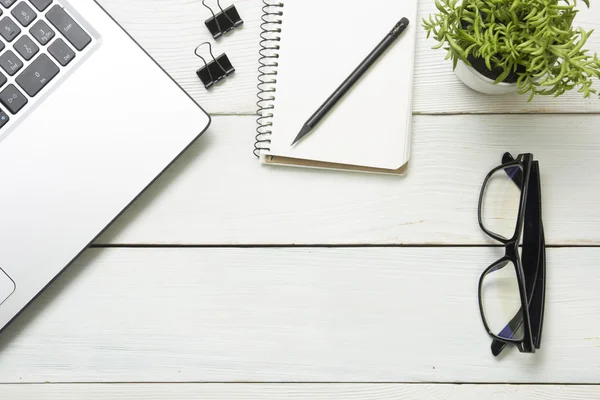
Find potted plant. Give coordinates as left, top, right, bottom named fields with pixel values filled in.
left=423, top=0, right=600, bottom=100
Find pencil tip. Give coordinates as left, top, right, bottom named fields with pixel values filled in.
left=291, top=124, right=312, bottom=146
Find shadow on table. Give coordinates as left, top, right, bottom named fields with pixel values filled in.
left=94, top=126, right=213, bottom=244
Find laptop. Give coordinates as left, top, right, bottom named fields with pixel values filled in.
left=0, top=0, right=211, bottom=331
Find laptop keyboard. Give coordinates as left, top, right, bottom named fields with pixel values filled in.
left=0, top=0, right=92, bottom=129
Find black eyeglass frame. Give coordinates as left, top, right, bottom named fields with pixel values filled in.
left=477, top=153, right=546, bottom=356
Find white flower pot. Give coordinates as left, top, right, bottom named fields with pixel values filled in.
left=454, top=60, right=518, bottom=95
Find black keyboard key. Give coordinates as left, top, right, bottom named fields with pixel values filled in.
left=28, top=0, right=51, bottom=12
left=0, top=17, right=20, bottom=42
left=0, top=40, right=5, bottom=52
left=16, top=53, right=58, bottom=97
left=46, top=5, right=90, bottom=51
left=0, top=71, right=6, bottom=87
left=29, top=19, right=53, bottom=45
left=0, top=50, right=22, bottom=75
left=12, top=2, right=36, bottom=27
left=14, top=34, right=38, bottom=60
left=0, top=0, right=16, bottom=9
left=0, top=109, right=9, bottom=128
left=0, top=84, right=27, bottom=114
left=48, top=37, right=73, bottom=66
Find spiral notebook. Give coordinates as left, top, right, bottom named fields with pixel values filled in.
left=255, top=0, right=419, bottom=174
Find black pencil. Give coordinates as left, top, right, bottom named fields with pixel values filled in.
left=291, top=17, right=410, bottom=146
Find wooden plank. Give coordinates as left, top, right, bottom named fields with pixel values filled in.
left=97, top=0, right=600, bottom=115
left=0, top=247, right=598, bottom=383
left=97, top=114, right=600, bottom=246
left=1, top=384, right=600, bottom=399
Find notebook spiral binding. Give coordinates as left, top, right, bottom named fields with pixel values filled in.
left=255, top=0, right=284, bottom=158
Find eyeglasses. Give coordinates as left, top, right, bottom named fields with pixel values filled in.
left=477, top=153, right=546, bottom=356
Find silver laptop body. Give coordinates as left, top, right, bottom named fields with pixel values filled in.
left=0, top=0, right=211, bottom=331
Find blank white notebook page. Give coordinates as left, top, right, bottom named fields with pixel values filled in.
left=268, top=0, right=419, bottom=170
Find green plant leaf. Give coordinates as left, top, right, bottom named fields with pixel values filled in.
left=435, top=0, right=449, bottom=15
left=432, top=40, right=446, bottom=49
left=446, top=35, right=468, bottom=59
left=493, top=68, right=511, bottom=84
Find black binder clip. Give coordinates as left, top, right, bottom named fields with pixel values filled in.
left=202, top=0, right=243, bottom=39
left=195, top=42, right=235, bottom=89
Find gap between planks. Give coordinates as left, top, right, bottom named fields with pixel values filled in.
left=89, top=244, right=600, bottom=249
left=2, top=381, right=600, bottom=385
left=209, top=112, right=600, bottom=117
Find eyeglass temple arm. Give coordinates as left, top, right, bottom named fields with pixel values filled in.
left=525, top=165, right=545, bottom=350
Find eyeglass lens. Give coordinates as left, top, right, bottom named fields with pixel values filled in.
left=481, top=165, right=523, bottom=240
left=481, top=260, right=525, bottom=341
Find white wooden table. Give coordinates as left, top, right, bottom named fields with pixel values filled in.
left=1, top=0, right=600, bottom=398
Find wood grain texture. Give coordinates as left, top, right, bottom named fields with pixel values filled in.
left=0, top=247, right=598, bottom=383
left=1, top=384, right=599, bottom=399
left=97, top=114, right=600, bottom=246
left=97, top=0, right=600, bottom=115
